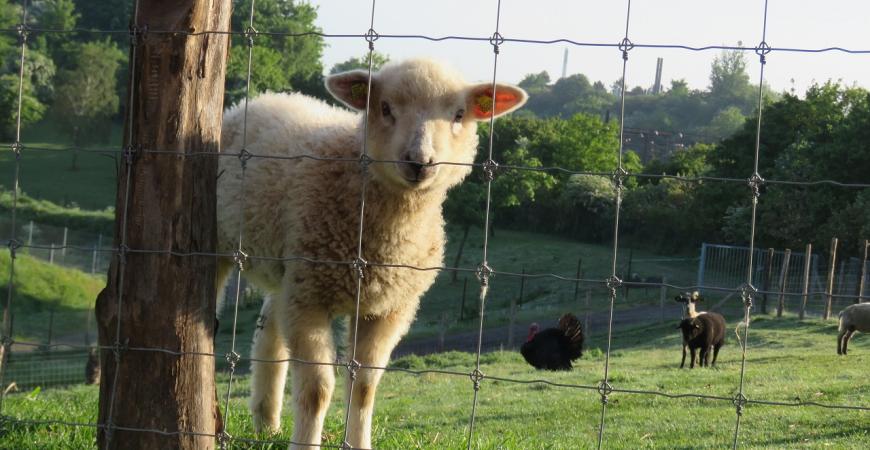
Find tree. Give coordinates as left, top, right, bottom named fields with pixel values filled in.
left=708, top=49, right=753, bottom=114
left=34, top=0, right=80, bottom=65
left=329, top=51, right=389, bottom=74
left=518, top=71, right=550, bottom=94
left=53, top=39, right=123, bottom=166
left=0, top=74, right=46, bottom=140
left=225, top=0, right=325, bottom=105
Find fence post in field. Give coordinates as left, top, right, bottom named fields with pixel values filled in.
left=762, top=248, right=774, bottom=314
left=572, top=256, right=582, bottom=305
left=507, top=266, right=524, bottom=347
left=460, top=277, right=468, bottom=320
left=824, top=238, right=839, bottom=320
left=61, top=226, right=68, bottom=265
left=47, top=306, right=55, bottom=346
left=776, top=249, right=791, bottom=317
left=584, top=289, right=591, bottom=344
left=624, top=248, right=633, bottom=300
left=659, top=277, right=667, bottom=323
left=696, top=243, right=707, bottom=289
left=857, top=240, right=869, bottom=304
left=94, top=2, right=230, bottom=448
left=49, top=244, right=55, bottom=264
left=91, top=244, right=98, bottom=274
left=799, top=243, right=812, bottom=320
left=27, top=220, right=33, bottom=254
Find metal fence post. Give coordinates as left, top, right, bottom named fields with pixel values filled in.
left=857, top=240, right=868, bottom=304
left=776, top=249, right=791, bottom=317
left=824, top=237, right=839, bottom=320
left=799, top=243, right=812, bottom=320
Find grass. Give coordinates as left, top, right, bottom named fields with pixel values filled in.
left=0, top=252, right=104, bottom=344
left=0, top=189, right=115, bottom=235
left=2, top=316, right=868, bottom=448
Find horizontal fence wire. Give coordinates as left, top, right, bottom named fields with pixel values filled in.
left=0, top=0, right=869, bottom=448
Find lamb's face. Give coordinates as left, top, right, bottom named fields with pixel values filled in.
left=327, top=59, right=528, bottom=191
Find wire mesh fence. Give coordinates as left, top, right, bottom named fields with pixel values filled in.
left=0, top=0, right=868, bottom=449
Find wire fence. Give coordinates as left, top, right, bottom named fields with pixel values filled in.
left=0, top=0, right=868, bottom=449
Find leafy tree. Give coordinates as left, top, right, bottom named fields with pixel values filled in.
left=708, top=49, right=753, bottom=113
left=0, top=74, right=46, bottom=139
left=518, top=71, right=550, bottom=95
left=52, top=39, right=123, bottom=161
left=225, top=0, right=325, bottom=105
left=329, top=51, right=389, bottom=74
left=34, top=0, right=80, bottom=66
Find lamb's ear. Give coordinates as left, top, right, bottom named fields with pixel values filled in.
left=466, top=83, right=528, bottom=120
left=326, top=70, right=374, bottom=110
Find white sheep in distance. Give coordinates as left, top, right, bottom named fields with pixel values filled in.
left=216, top=59, right=527, bottom=449
left=837, top=302, right=870, bottom=355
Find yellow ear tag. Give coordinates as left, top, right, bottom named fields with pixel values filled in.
left=351, top=83, right=368, bottom=102
left=476, top=95, right=493, bottom=113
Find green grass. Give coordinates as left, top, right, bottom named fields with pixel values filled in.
left=0, top=252, right=104, bottom=343
left=0, top=189, right=114, bottom=235
left=3, top=317, right=868, bottom=449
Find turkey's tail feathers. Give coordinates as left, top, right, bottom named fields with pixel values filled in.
left=558, top=313, right=584, bottom=360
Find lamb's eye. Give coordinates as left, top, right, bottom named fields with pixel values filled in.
left=454, top=109, right=465, bottom=123
left=381, top=101, right=392, bottom=118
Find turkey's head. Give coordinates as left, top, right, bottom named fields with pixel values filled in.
left=526, top=323, right=540, bottom=342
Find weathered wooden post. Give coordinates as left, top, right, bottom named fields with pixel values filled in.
left=823, top=238, right=838, bottom=320
left=776, top=249, right=791, bottom=317
left=94, top=2, right=231, bottom=449
left=799, top=243, right=812, bottom=320
left=659, top=277, right=667, bottom=323
left=761, top=248, right=774, bottom=314
left=857, top=240, right=869, bottom=304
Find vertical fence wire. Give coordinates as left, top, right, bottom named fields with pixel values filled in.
left=0, top=0, right=29, bottom=418
left=102, top=0, right=142, bottom=447
left=464, top=1, right=503, bottom=448
left=340, top=0, right=378, bottom=447
left=732, top=0, right=771, bottom=447
left=219, top=1, right=258, bottom=447
left=596, top=1, right=632, bottom=448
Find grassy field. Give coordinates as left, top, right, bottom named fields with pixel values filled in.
left=2, top=316, right=868, bottom=449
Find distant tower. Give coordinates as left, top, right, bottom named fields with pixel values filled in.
left=561, top=48, right=569, bottom=79
left=652, top=57, right=664, bottom=94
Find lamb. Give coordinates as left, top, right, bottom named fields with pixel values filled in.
left=216, top=59, right=527, bottom=449
left=674, top=291, right=706, bottom=366
left=676, top=312, right=725, bottom=369
left=837, top=303, right=870, bottom=355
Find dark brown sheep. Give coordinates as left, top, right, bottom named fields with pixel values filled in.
left=677, top=312, right=726, bottom=368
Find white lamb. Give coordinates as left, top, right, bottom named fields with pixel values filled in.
left=216, top=59, right=527, bottom=449
left=837, top=302, right=870, bottom=355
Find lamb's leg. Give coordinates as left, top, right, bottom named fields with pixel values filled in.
left=711, top=343, right=722, bottom=367
left=344, top=308, right=415, bottom=449
left=837, top=329, right=847, bottom=355
left=700, top=345, right=709, bottom=367
left=249, top=298, right=290, bottom=434
left=689, top=347, right=697, bottom=369
left=680, top=344, right=687, bottom=369
left=842, top=329, right=855, bottom=355
left=287, top=306, right=336, bottom=449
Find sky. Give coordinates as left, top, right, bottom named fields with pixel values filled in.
left=307, top=0, right=870, bottom=95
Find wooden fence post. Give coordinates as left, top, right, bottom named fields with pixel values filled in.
left=94, top=2, right=230, bottom=448
left=459, top=277, right=468, bottom=320
left=659, top=277, right=667, bottom=323
left=799, top=243, right=812, bottom=320
left=776, top=249, right=791, bottom=317
left=584, top=289, right=591, bottom=345
left=762, top=248, right=774, bottom=314
left=823, top=238, right=838, bottom=320
left=857, top=240, right=869, bottom=304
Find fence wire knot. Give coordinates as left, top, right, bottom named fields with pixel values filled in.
left=255, top=314, right=266, bottom=330
left=482, top=159, right=499, bottom=181
left=128, top=24, right=146, bottom=46
left=489, top=32, right=505, bottom=53
left=469, top=368, right=485, bottom=391
left=351, top=257, right=368, bottom=280
left=123, top=144, right=138, bottom=166
left=739, top=283, right=757, bottom=309
left=238, top=148, right=253, bottom=167
left=217, top=430, right=232, bottom=449
left=733, top=392, right=748, bottom=415
left=346, top=359, right=361, bottom=381
left=225, top=351, right=240, bottom=371
left=244, top=26, right=258, bottom=48
left=358, top=153, right=373, bottom=171
left=611, top=166, right=629, bottom=191
left=111, top=339, right=128, bottom=363
left=117, top=244, right=130, bottom=265
left=747, top=172, right=765, bottom=198
left=755, top=41, right=772, bottom=64
left=340, top=441, right=354, bottom=450
left=605, top=276, right=623, bottom=295
left=6, top=238, right=21, bottom=258
left=0, top=335, right=13, bottom=349
left=15, top=23, right=29, bottom=45
left=233, top=249, right=249, bottom=271
left=365, top=28, right=379, bottom=50
left=476, top=262, right=493, bottom=287
left=618, top=37, right=634, bottom=60
left=10, top=141, right=21, bottom=159
left=598, top=381, right=614, bottom=404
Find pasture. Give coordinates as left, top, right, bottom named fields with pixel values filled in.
left=2, top=316, right=867, bottom=449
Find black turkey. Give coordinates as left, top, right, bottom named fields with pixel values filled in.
left=520, top=313, right=584, bottom=370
